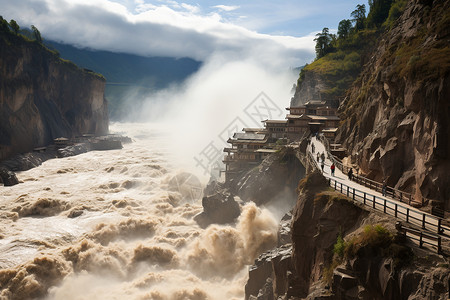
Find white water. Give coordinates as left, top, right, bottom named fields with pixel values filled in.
left=0, top=123, right=279, bottom=300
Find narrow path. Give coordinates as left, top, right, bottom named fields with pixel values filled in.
left=307, top=137, right=449, bottom=253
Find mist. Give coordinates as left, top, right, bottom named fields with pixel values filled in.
left=115, top=52, right=300, bottom=181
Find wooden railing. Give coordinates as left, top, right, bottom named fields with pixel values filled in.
left=396, top=222, right=442, bottom=254
left=318, top=135, right=438, bottom=208
left=326, top=177, right=448, bottom=239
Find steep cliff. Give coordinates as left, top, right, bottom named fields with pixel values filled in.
left=245, top=172, right=449, bottom=299
left=0, top=26, right=108, bottom=161
left=337, top=0, right=450, bottom=210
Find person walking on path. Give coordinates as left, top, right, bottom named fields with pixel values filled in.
left=331, top=163, right=335, bottom=176
left=382, top=179, right=387, bottom=196
left=317, top=153, right=320, bottom=162
left=320, top=152, right=325, bottom=162
left=321, top=159, right=325, bottom=173
left=312, top=143, right=315, bottom=154
left=348, top=168, right=353, bottom=181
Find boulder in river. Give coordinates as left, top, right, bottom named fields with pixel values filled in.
left=0, top=167, right=19, bottom=186
left=194, top=191, right=241, bottom=228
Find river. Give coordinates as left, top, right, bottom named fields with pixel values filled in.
left=0, top=122, right=279, bottom=300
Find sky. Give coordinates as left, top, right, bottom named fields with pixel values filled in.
left=1, top=0, right=366, bottom=67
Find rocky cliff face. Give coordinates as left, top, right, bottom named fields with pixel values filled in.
left=291, top=71, right=330, bottom=106
left=0, top=31, right=108, bottom=161
left=336, top=0, right=450, bottom=210
left=245, top=172, right=449, bottom=299
left=234, top=147, right=305, bottom=208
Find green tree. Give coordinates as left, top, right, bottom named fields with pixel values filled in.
left=337, top=19, right=352, bottom=39
left=351, top=4, right=366, bottom=31
left=9, top=19, right=19, bottom=34
left=314, top=27, right=334, bottom=59
left=31, top=25, right=42, bottom=43
left=367, top=0, right=394, bottom=28
left=0, top=16, right=9, bottom=32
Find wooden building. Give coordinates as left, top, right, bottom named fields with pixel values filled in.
left=223, top=129, right=270, bottom=181
left=262, top=119, right=287, bottom=140
left=284, top=102, right=339, bottom=140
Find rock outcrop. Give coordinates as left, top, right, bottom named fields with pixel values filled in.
left=0, top=167, right=19, bottom=186
left=291, top=172, right=369, bottom=298
left=234, top=147, right=305, bottom=207
left=194, top=190, right=241, bottom=228
left=336, top=0, right=450, bottom=210
left=0, top=28, right=108, bottom=161
left=291, top=71, right=331, bottom=107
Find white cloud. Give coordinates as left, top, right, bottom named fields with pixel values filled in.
left=181, top=2, right=200, bottom=13
left=0, top=0, right=315, bottom=67
left=213, top=5, right=240, bottom=12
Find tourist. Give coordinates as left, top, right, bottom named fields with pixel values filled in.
left=382, top=179, right=387, bottom=196
left=320, top=152, right=325, bottom=162
left=348, top=168, right=353, bottom=181
left=331, top=163, right=335, bottom=176
left=321, top=160, right=324, bottom=172
left=317, top=153, right=320, bottom=162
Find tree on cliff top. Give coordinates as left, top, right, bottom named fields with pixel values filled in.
left=9, top=19, right=19, bottom=34
left=367, top=0, right=394, bottom=28
left=351, top=4, right=366, bottom=31
left=31, top=25, right=42, bottom=43
left=314, top=27, right=335, bottom=59
left=338, top=19, right=352, bottom=39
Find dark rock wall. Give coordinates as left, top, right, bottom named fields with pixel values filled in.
left=336, top=0, right=450, bottom=210
left=234, top=147, right=306, bottom=207
left=0, top=32, right=108, bottom=160
left=291, top=172, right=368, bottom=298
left=291, top=71, right=330, bottom=106
left=290, top=173, right=449, bottom=300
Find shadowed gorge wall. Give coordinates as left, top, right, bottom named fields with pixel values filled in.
left=0, top=29, right=108, bottom=160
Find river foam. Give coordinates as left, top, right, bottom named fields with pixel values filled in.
left=0, top=123, right=278, bottom=300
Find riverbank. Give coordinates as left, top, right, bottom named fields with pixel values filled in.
left=0, top=134, right=132, bottom=186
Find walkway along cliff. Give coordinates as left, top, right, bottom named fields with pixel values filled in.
left=244, top=138, right=449, bottom=300
left=335, top=0, right=450, bottom=212
left=0, top=22, right=109, bottom=162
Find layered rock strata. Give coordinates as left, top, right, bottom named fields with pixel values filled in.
left=0, top=30, right=108, bottom=161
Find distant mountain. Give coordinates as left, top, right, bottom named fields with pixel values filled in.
left=45, top=41, right=202, bottom=120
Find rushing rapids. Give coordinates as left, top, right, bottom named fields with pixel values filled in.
left=0, top=123, right=279, bottom=300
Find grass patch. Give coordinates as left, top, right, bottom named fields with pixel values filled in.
left=323, top=224, right=413, bottom=284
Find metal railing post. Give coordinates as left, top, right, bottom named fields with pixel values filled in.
left=406, top=208, right=409, bottom=223
left=384, top=199, right=387, bottom=213
left=422, top=214, right=426, bottom=229
left=373, top=195, right=376, bottom=209
left=353, top=188, right=355, bottom=200
left=363, top=192, right=366, bottom=205
left=395, top=204, right=398, bottom=218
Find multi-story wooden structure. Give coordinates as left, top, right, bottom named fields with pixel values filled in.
left=284, top=101, right=339, bottom=140
left=223, top=129, right=271, bottom=181
left=262, top=119, right=287, bottom=140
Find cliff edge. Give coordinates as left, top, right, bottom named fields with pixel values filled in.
left=0, top=23, right=108, bottom=161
